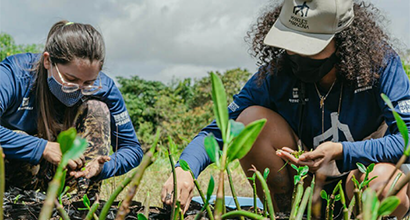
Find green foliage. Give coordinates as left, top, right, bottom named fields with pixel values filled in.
left=0, top=32, right=42, bottom=61
left=118, top=69, right=251, bottom=152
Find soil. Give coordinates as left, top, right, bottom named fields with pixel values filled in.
left=4, top=187, right=291, bottom=220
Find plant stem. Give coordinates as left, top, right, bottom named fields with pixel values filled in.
left=214, top=170, right=225, bottom=220
left=307, top=176, right=315, bottom=220
left=39, top=165, right=65, bottom=220
left=252, top=167, right=275, bottom=220
left=115, top=149, right=155, bottom=220
left=387, top=172, right=410, bottom=197
left=377, top=155, right=407, bottom=197
left=296, top=187, right=311, bottom=220
left=226, top=166, right=243, bottom=217
left=347, top=196, right=355, bottom=219
left=221, top=210, right=265, bottom=220
left=85, top=201, right=100, bottom=220
left=190, top=170, right=214, bottom=220
left=387, top=172, right=402, bottom=196
left=290, top=182, right=303, bottom=220
left=328, top=195, right=335, bottom=220
left=252, top=178, right=257, bottom=214
left=168, top=150, right=178, bottom=220
left=0, top=147, right=4, bottom=220
left=354, top=189, right=361, bottom=216
left=54, top=199, right=70, bottom=220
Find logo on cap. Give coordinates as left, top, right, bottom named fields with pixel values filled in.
left=293, top=2, right=310, bottom=17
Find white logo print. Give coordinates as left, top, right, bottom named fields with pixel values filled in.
left=313, top=112, right=354, bottom=147
left=18, top=97, right=33, bottom=111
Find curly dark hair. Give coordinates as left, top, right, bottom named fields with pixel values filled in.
left=246, top=1, right=393, bottom=87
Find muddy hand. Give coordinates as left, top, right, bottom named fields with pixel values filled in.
left=161, top=167, right=195, bottom=213
left=70, top=155, right=111, bottom=179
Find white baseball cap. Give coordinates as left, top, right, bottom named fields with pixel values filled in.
left=263, top=0, right=354, bottom=55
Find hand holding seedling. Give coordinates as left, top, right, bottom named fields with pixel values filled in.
left=276, top=141, right=343, bottom=172
left=161, top=167, right=195, bottom=213
left=69, top=155, right=110, bottom=179
left=43, top=141, right=85, bottom=170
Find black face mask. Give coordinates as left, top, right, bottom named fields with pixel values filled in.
left=287, top=53, right=338, bottom=83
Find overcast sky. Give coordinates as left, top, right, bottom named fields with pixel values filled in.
left=1, top=0, right=409, bottom=84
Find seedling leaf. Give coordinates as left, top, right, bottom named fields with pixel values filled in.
left=335, top=194, right=341, bottom=201
left=206, top=176, right=215, bottom=203
left=300, top=165, right=309, bottom=176
left=57, top=127, right=76, bottom=155
left=210, top=72, right=229, bottom=142
left=83, top=194, right=91, bottom=208
left=291, top=164, right=298, bottom=171
left=378, top=196, right=400, bottom=217
left=381, top=94, right=410, bottom=155
left=357, top=162, right=367, bottom=174
left=320, top=190, right=328, bottom=200
left=263, top=168, right=270, bottom=181
left=227, top=119, right=266, bottom=163
left=229, top=119, right=245, bottom=138
left=179, top=160, right=190, bottom=172
left=204, top=134, right=220, bottom=167
left=137, top=213, right=149, bottom=220
left=61, top=137, right=87, bottom=167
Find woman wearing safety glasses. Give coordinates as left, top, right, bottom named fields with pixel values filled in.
left=0, top=20, right=143, bottom=198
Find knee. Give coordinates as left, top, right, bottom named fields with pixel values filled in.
left=236, top=106, right=274, bottom=125
left=79, top=99, right=110, bottom=119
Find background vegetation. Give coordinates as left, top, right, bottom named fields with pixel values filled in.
left=2, top=32, right=410, bottom=207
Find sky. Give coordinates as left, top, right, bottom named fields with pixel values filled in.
left=0, top=0, right=409, bottom=84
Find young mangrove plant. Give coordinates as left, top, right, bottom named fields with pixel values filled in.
left=289, top=164, right=309, bottom=220
left=206, top=72, right=267, bottom=220
left=39, top=128, right=88, bottom=220
left=194, top=176, right=215, bottom=220
left=180, top=159, right=214, bottom=220
left=0, top=146, right=4, bottom=220
left=247, top=173, right=258, bottom=214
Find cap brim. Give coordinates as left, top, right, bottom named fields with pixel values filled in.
left=263, top=20, right=334, bottom=56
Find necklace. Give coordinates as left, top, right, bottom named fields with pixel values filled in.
left=314, top=80, right=343, bottom=134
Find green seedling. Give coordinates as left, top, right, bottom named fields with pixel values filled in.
left=13, top=194, right=21, bottom=204
left=206, top=72, right=267, bottom=220
left=247, top=173, right=258, bottom=214
left=180, top=159, right=214, bottom=220
left=0, top=146, right=4, bottom=220
left=194, top=176, right=215, bottom=220
left=321, top=185, right=341, bottom=220
left=39, top=128, right=88, bottom=220
left=263, top=168, right=270, bottom=217
left=137, top=213, right=148, bottom=220
left=167, top=136, right=178, bottom=220
left=362, top=188, right=400, bottom=220
left=353, top=163, right=377, bottom=190
left=249, top=165, right=275, bottom=219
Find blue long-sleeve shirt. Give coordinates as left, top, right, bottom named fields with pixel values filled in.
left=180, top=53, right=410, bottom=178
left=0, top=53, right=143, bottom=180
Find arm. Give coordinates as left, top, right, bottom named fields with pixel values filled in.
left=0, top=54, right=48, bottom=164
left=339, top=54, right=410, bottom=172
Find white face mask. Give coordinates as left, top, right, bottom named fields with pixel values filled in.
left=47, top=68, right=83, bottom=107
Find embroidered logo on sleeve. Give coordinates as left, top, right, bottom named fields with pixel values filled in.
left=113, top=111, right=131, bottom=126
left=398, top=100, right=410, bottom=113
left=228, top=101, right=240, bottom=112
left=18, top=97, right=33, bottom=111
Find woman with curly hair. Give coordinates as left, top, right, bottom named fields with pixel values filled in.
left=162, top=0, right=410, bottom=217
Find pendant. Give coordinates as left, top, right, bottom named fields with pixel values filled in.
left=320, top=97, right=324, bottom=108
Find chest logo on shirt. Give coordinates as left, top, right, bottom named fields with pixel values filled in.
left=354, top=76, right=372, bottom=93
left=313, top=112, right=354, bottom=147
left=289, top=87, right=309, bottom=103
left=17, top=97, right=33, bottom=111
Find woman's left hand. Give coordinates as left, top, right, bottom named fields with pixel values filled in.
left=276, top=141, right=343, bottom=173
left=69, top=156, right=111, bottom=179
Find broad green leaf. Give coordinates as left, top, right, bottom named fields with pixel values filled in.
left=204, top=134, right=220, bottom=167
left=320, top=190, right=328, bottom=200
left=229, top=119, right=245, bottom=138
left=357, top=162, right=367, bottom=174
left=362, top=188, right=380, bottom=220
left=57, top=127, right=77, bottom=155
left=179, top=160, right=190, bottom=172
left=300, top=165, right=309, bottom=176
left=61, top=136, right=88, bottom=167
left=381, top=94, right=410, bottom=155
left=227, top=119, right=267, bottom=163
left=263, top=168, right=270, bottom=181
left=137, top=213, right=148, bottom=220
left=291, top=164, right=298, bottom=171
left=377, top=196, right=400, bottom=217
left=206, top=176, right=215, bottom=203
left=210, top=72, right=229, bottom=142
left=83, top=194, right=90, bottom=208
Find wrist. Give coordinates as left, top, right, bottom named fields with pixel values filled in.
left=333, top=142, right=343, bottom=160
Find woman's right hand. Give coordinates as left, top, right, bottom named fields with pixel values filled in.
left=43, top=141, right=85, bottom=170
left=161, top=167, right=195, bottom=213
